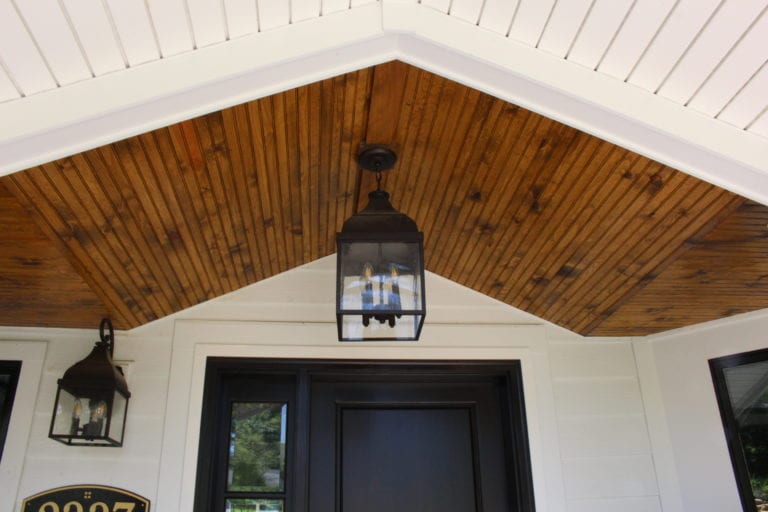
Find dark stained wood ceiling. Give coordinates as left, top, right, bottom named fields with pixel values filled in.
left=1, top=61, right=765, bottom=336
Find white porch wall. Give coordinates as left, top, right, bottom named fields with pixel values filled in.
left=646, top=311, right=768, bottom=512
left=1, top=256, right=662, bottom=511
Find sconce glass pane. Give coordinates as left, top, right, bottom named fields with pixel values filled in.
left=110, top=391, right=127, bottom=443
left=227, top=402, right=287, bottom=492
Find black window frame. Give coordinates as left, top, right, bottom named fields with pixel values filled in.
left=710, top=347, right=768, bottom=512
left=0, top=360, right=22, bottom=463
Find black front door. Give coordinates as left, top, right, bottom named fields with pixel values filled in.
left=195, top=361, right=535, bottom=512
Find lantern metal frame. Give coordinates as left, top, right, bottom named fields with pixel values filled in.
left=335, top=145, right=426, bottom=341
left=48, top=318, right=131, bottom=447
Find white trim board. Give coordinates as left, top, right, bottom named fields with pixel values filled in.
left=157, top=319, right=560, bottom=512
left=0, top=2, right=765, bottom=205
left=0, top=340, right=46, bottom=512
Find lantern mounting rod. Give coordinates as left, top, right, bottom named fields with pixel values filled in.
left=98, top=317, right=115, bottom=357
left=359, top=145, right=396, bottom=192
left=358, top=145, right=397, bottom=173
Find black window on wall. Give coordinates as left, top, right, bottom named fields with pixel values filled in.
left=0, top=360, right=22, bottom=463
left=711, top=348, right=768, bottom=512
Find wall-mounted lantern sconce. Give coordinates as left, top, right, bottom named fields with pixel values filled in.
left=49, top=318, right=130, bottom=446
left=336, top=145, right=426, bottom=341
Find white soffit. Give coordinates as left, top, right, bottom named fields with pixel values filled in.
left=0, top=0, right=766, bottom=204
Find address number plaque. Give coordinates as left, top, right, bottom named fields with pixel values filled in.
left=22, top=485, right=150, bottom=512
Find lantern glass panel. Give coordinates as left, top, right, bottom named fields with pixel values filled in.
left=110, top=391, right=127, bottom=443
left=337, top=240, right=425, bottom=341
left=50, top=386, right=127, bottom=446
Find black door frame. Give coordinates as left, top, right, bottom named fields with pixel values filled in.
left=194, top=359, right=536, bottom=511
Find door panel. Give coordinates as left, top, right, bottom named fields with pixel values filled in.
left=341, top=407, right=477, bottom=512
left=309, top=379, right=511, bottom=511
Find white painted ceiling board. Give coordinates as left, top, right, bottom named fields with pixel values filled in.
left=146, top=0, right=195, bottom=56
left=508, top=0, right=556, bottom=45
left=0, top=0, right=57, bottom=94
left=478, top=0, right=518, bottom=35
left=421, top=0, right=450, bottom=13
left=627, top=0, right=723, bottom=92
left=566, top=0, right=635, bottom=69
left=717, top=62, right=768, bottom=129
left=61, top=0, right=125, bottom=75
left=0, top=64, right=20, bottom=102
left=449, top=0, right=485, bottom=24
left=687, top=11, right=768, bottom=117
left=104, top=0, right=161, bottom=66
left=350, top=0, right=376, bottom=6
left=257, top=0, right=290, bottom=30
left=225, top=0, right=259, bottom=38
left=292, top=0, right=321, bottom=22
left=537, top=0, right=594, bottom=57
left=323, top=0, right=351, bottom=15
left=14, top=0, right=91, bottom=84
left=749, top=108, right=768, bottom=137
left=597, top=0, right=677, bottom=81
left=657, top=0, right=768, bottom=105
left=187, top=0, right=228, bottom=47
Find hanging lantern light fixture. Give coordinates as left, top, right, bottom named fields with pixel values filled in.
left=48, top=318, right=130, bottom=446
left=336, top=145, right=426, bottom=341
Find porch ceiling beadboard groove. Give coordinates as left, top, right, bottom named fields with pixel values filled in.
left=1, top=68, right=373, bottom=329
left=2, top=61, right=766, bottom=336
left=0, top=182, right=108, bottom=327
left=593, top=200, right=768, bottom=336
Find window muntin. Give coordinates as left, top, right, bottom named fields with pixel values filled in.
left=711, top=348, right=768, bottom=512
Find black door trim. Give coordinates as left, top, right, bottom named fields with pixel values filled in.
left=194, top=359, right=536, bottom=512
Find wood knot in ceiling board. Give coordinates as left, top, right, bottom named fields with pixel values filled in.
left=645, top=173, right=664, bottom=193
left=15, top=257, right=42, bottom=266
left=622, top=170, right=634, bottom=180
left=476, top=222, right=495, bottom=235
left=555, top=264, right=579, bottom=278
left=468, top=190, right=482, bottom=202
left=530, top=276, right=550, bottom=286
left=530, top=185, right=543, bottom=213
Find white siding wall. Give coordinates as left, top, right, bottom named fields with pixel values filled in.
left=644, top=311, right=768, bottom=512
left=1, top=256, right=663, bottom=511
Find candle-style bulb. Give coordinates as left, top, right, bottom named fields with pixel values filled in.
left=361, top=262, right=375, bottom=324
left=72, top=399, right=82, bottom=419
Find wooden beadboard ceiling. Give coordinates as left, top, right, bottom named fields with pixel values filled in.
left=1, top=61, right=766, bottom=336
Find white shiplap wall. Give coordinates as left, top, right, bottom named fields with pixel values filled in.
left=2, top=256, right=664, bottom=511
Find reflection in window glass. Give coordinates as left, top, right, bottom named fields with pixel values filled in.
left=723, top=360, right=768, bottom=507
left=226, top=498, right=284, bottom=512
left=228, top=403, right=287, bottom=492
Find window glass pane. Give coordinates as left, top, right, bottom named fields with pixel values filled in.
left=227, top=402, right=287, bottom=492
left=0, top=361, right=21, bottom=462
left=225, top=499, right=284, bottom=512
left=724, top=360, right=768, bottom=505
